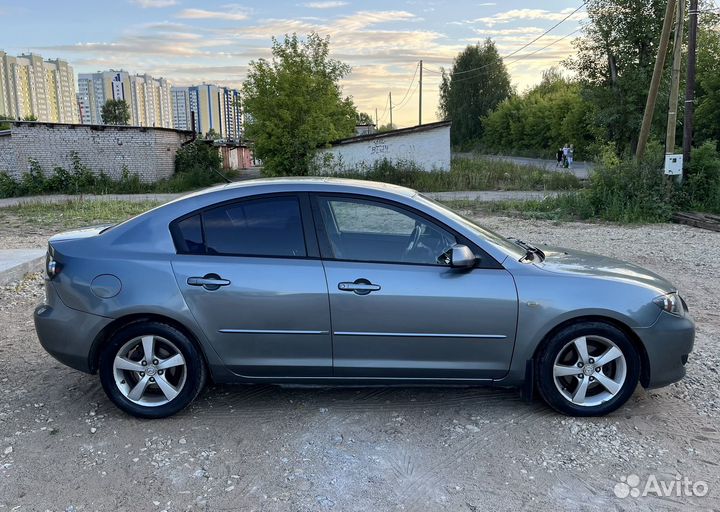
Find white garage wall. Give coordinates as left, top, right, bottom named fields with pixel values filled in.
left=315, top=122, right=451, bottom=173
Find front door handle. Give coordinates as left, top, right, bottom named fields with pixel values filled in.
left=187, top=274, right=231, bottom=291
left=338, top=279, right=381, bottom=295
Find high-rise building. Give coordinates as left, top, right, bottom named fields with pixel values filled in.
left=171, top=84, right=242, bottom=139
left=77, top=70, right=173, bottom=128
left=0, top=50, right=78, bottom=123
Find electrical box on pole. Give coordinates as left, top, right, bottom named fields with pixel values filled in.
left=664, top=154, right=684, bottom=176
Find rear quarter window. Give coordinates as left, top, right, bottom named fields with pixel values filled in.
left=172, top=214, right=204, bottom=254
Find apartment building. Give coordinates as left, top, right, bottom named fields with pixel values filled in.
left=77, top=70, right=173, bottom=127
left=171, top=84, right=242, bottom=139
left=0, top=50, right=78, bottom=123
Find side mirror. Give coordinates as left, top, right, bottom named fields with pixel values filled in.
left=449, top=244, right=476, bottom=268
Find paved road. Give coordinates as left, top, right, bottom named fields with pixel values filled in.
left=455, top=153, right=593, bottom=180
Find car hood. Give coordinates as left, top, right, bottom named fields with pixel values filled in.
left=535, top=246, right=675, bottom=293
left=49, top=225, right=112, bottom=243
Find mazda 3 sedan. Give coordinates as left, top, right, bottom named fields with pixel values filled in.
left=34, top=178, right=694, bottom=418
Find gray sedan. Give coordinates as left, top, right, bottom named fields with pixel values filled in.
left=34, top=178, right=695, bottom=418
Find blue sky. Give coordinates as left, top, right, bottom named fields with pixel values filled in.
left=0, top=0, right=587, bottom=126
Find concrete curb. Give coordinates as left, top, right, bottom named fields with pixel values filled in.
left=0, top=250, right=46, bottom=286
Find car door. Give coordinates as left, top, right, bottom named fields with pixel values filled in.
left=312, top=194, right=518, bottom=380
left=170, top=193, right=332, bottom=378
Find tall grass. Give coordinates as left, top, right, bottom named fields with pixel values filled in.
left=314, top=157, right=582, bottom=192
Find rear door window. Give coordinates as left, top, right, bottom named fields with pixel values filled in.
left=202, top=196, right=307, bottom=257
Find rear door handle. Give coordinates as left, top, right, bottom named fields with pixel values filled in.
left=188, top=274, right=231, bottom=290
left=338, top=279, right=381, bottom=295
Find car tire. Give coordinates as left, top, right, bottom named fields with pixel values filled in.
left=536, top=321, right=640, bottom=417
left=99, top=321, right=206, bottom=419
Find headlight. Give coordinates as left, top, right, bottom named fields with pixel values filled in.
left=653, top=292, right=684, bottom=316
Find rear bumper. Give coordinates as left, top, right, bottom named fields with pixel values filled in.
left=34, top=283, right=112, bottom=374
left=634, top=311, right=695, bottom=389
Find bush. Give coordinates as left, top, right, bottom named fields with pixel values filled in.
left=684, top=141, right=720, bottom=213
left=0, top=148, right=234, bottom=199
left=175, top=141, right=222, bottom=175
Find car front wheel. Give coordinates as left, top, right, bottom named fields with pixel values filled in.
left=536, top=322, right=640, bottom=416
left=99, top=321, right=206, bottom=418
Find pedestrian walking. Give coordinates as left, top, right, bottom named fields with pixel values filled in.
left=562, top=144, right=570, bottom=168
left=556, top=147, right=563, bottom=167
left=568, top=144, right=574, bottom=168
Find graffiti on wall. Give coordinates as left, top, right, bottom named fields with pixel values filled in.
left=369, top=139, right=389, bottom=155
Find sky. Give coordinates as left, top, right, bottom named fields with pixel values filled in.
left=0, top=0, right=588, bottom=127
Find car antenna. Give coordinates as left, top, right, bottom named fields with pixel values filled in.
left=210, top=167, right=233, bottom=184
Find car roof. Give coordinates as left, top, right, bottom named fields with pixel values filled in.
left=176, top=176, right=418, bottom=202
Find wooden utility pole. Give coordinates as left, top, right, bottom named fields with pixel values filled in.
left=375, top=107, right=378, bottom=129
left=636, top=0, right=676, bottom=159
left=389, top=91, right=393, bottom=129
left=419, top=60, right=423, bottom=126
left=683, top=0, right=699, bottom=166
left=665, top=0, right=685, bottom=154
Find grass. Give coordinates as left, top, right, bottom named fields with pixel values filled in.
left=4, top=200, right=164, bottom=229
left=315, top=157, right=583, bottom=193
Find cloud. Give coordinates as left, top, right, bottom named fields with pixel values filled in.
left=177, top=5, right=250, bottom=21
left=302, top=1, right=348, bottom=8
left=466, top=8, right=587, bottom=27
left=131, top=0, right=177, bottom=7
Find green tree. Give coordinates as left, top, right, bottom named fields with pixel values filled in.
left=695, top=17, right=720, bottom=148
left=439, top=39, right=512, bottom=146
left=356, top=112, right=374, bottom=125
left=378, top=123, right=397, bottom=132
left=205, top=128, right=222, bottom=140
left=566, top=0, right=669, bottom=152
left=22, top=114, right=37, bottom=121
left=243, top=33, right=357, bottom=176
left=483, top=69, right=597, bottom=157
left=101, top=99, right=131, bottom=125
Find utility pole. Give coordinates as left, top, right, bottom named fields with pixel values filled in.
left=636, top=0, right=676, bottom=160
left=683, top=0, right=699, bottom=167
left=419, top=60, right=423, bottom=126
left=389, top=91, right=393, bottom=129
left=665, top=0, right=685, bottom=154
left=375, top=107, right=378, bottom=129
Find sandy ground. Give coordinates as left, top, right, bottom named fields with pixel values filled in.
left=0, top=215, right=718, bottom=511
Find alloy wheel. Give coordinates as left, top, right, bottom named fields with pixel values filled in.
left=112, top=335, right=187, bottom=407
left=552, top=335, right=627, bottom=407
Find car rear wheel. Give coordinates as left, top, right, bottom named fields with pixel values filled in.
left=536, top=322, right=640, bottom=417
left=99, top=321, right=206, bottom=418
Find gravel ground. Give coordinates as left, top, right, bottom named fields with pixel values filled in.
left=0, top=215, right=718, bottom=511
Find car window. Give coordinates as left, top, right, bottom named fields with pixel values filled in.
left=202, top=197, right=307, bottom=257
left=330, top=200, right=416, bottom=235
left=317, top=197, right=457, bottom=265
left=174, top=214, right=204, bottom=255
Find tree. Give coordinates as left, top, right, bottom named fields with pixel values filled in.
left=101, top=99, right=131, bottom=125
left=356, top=112, right=374, bottom=125
left=439, top=40, right=512, bottom=146
left=22, top=114, right=37, bottom=121
left=695, top=16, right=720, bottom=148
left=566, top=0, right=669, bottom=152
left=243, top=33, right=357, bottom=176
left=483, top=69, right=596, bottom=157
left=378, top=123, right=397, bottom=132
left=205, top=128, right=222, bottom=140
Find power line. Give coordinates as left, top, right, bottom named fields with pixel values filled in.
left=392, top=62, right=420, bottom=111
left=393, top=81, right=420, bottom=111
left=448, top=27, right=583, bottom=84
left=427, top=0, right=588, bottom=77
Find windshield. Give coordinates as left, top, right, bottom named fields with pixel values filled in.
left=416, top=194, right=527, bottom=260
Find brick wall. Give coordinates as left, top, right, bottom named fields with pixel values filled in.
left=0, top=122, right=194, bottom=182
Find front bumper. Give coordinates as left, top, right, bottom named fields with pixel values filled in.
left=634, top=311, right=695, bottom=389
left=34, top=282, right=112, bottom=374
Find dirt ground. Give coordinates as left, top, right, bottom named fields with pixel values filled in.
left=0, top=215, right=718, bottom=511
